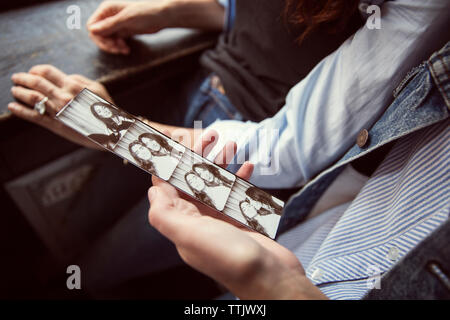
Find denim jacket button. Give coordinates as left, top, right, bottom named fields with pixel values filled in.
left=357, top=129, right=370, bottom=148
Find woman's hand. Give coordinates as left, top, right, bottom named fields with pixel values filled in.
left=87, top=0, right=226, bottom=55
left=87, top=1, right=170, bottom=55
left=148, top=130, right=327, bottom=300
left=9, top=64, right=112, bottom=149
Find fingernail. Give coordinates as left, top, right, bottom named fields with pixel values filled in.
left=8, top=103, right=17, bottom=110
left=89, top=22, right=102, bottom=32
left=11, top=74, right=17, bottom=80
left=148, top=187, right=157, bottom=201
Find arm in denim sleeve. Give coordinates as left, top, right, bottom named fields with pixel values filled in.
left=206, top=0, right=450, bottom=188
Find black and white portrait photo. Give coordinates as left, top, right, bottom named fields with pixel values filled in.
left=192, top=163, right=234, bottom=188
left=139, top=132, right=180, bottom=158
left=182, top=161, right=236, bottom=211
left=57, top=89, right=135, bottom=150
left=128, top=140, right=157, bottom=175
left=239, top=186, right=283, bottom=236
left=87, top=102, right=135, bottom=149
left=238, top=187, right=283, bottom=238
left=221, top=180, right=284, bottom=239
left=114, top=121, right=186, bottom=181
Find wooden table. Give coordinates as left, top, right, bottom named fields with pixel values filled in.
left=0, top=0, right=217, bottom=119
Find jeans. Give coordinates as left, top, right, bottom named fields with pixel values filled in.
left=184, top=74, right=244, bottom=128
left=79, top=74, right=244, bottom=297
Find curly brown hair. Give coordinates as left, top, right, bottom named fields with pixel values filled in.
left=284, top=0, right=360, bottom=44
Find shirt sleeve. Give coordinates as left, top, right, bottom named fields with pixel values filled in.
left=216, top=0, right=228, bottom=7
left=205, top=0, right=450, bottom=189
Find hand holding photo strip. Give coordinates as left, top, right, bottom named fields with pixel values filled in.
left=56, top=89, right=284, bottom=238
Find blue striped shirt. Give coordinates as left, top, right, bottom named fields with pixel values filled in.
left=278, top=119, right=449, bottom=299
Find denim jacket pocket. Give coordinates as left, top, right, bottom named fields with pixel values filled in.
left=393, top=62, right=426, bottom=99
left=394, top=65, right=432, bottom=111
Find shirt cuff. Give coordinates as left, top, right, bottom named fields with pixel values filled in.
left=204, top=119, right=258, bottom=167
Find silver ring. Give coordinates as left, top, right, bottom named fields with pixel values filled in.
left=34, top=96, right=48, bottom=115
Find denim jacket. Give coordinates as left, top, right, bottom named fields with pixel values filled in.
left=278, top=41, right=450, bottom=299
left=279, top=42, right=450, bottom=234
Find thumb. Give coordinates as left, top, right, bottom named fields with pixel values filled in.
left=148, top=186, right=174, bottom=209
left=148, top=186, right=192, bottom=238
left=148, top=186, right=175, bottom=228
left=89, top=15, right=123, bottom=36
left=236, top=161, right=254, bottom=181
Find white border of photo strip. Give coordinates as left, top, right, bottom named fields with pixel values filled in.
left=57, top=89, right=284, bottom=238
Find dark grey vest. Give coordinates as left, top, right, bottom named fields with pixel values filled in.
left=201, top=0, right=363, bottom=121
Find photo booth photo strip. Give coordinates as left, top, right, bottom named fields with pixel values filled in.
left=56, top=89, right=284, bottom=238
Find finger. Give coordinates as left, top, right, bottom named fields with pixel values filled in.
left=160, top=128, right=171, bottom=137
left=11, top=86, right=47, bottom=107
left=235, top=161, right=254, bottom=181
left=89, top=33, right=123, bottom=54
left=67, top=74, right=90, bottom=85
left=11, top=73, right=58, bottom=98
left=28, top=65, right=67, bottom=88
left=115, top=38, right=130, bottom=55
left=194, top=129, right=219, bottom=157
left=150, top=185, right=199, bottom=216
left=87, top=1, right=122, bottom=26
left=151, top=175, right=164, bottom=187
left=214, top=141, right=237, bottom=168
left=148, top=186, right=186, bottom=232
left=8, top=102, right=53, bottom=127
left=151, top=175, right=179, bottom=198
left=87, top=2, right=107, bottom=26
left=151, top=172, right=198, bottom=205
left=148, top=187, right=203, bottom=242
left=11, top=85, right=63, bottom=117
left=148, top=186, right=173, bottom=209
left=89, top=15, right=123, bottom=37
